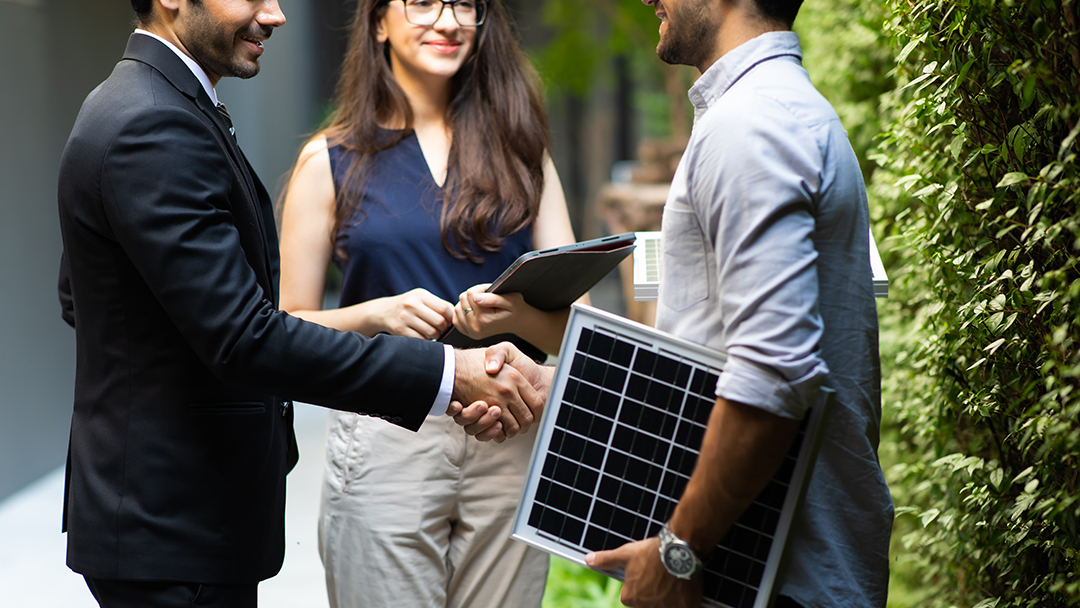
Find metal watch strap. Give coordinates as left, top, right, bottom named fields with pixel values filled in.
left=658, top=521, right=704, bottom=580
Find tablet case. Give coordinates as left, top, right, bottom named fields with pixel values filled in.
left=440, top=233, right=637, bottom=359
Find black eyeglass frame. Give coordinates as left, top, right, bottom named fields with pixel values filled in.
left=388, top=0, right=488, bottom=27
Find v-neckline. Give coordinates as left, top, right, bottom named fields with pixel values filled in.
left=407, top=130, right=448, bottom=190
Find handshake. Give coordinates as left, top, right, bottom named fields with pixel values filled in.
left=447, top=343, right=555, bottom=442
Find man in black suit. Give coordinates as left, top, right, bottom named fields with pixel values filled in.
left=56, top=1, right=542, bottom=606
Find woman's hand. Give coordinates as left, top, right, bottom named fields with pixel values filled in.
left=453, top=283, right=572, bottom=355
left=453, top=284, right=529, bottom=340
left=373, top=288, right=454, bottom=339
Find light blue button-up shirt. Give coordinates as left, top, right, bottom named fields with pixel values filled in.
left=655, top=32, right=892, bottom=607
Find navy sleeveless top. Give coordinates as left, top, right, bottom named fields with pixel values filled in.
left=328, top=131, right=533, bottom=309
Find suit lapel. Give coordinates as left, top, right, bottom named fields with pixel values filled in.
left=122, top=34, right=277, bottom=302
left=192, top=93, right=278, bottom=302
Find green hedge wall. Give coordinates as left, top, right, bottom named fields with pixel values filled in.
left=871, top=0, right=1080, bottom=605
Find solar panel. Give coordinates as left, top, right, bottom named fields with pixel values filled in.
left=868, top=230, right=889, bottom=298
left=632, top=231, right=661, bottom=301
left=633, top=229, right=888, bottom=300
left=511, top=304, right=833, bottom=608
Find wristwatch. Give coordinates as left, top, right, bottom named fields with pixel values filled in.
left=658, top=521, right=704, bottom=579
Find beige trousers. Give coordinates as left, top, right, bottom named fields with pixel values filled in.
left=317, top=412, right=548, bottom=608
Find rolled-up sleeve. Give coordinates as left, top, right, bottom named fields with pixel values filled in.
left=689, top=96, right=830, bottom=420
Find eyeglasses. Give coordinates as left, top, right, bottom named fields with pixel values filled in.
left=391, top=0, right=487, bottom=27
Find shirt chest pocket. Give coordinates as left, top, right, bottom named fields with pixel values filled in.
left=660, top=203, right=713, bottom=312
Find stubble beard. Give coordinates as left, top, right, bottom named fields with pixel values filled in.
left=185, top=3, right=263, bottom=81
left=655, top=0, right=718, bottom=70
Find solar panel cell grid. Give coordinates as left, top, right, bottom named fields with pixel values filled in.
left=513, top=305, right=831, bottom=608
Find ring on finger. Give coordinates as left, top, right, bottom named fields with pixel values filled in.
left=463, top=307, right=473, bottom=314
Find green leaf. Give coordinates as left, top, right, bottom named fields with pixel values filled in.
left=1020, top=76, right=1037, bottom=111
left=1011, top=493, right=1036, bottom=519
left=912, top=183, right=941, bottom=198
left=990, top=468, right=1005, bottom=491
left=985, top=338, right=1007, bottom=355
left=920, top=508, right=940, bottom=527
left=901, top=72, right=933, bottom=92
left=1013, top=466, right=1035, bottom=483
left=896, top=33, right=926, bottom=64
left=1008, top=124, right=1030, bottom=162
left=955, top=57, right=977, bottom=89
left=1027, top=202, right=1043, bottom=224
left=895, top=174, right=923, bottom=190
left=1002, top=312, right=1018, bottom=331
left=948, top=133, right=966, bottom=160
left=996, top=172, right=1028, bottom=188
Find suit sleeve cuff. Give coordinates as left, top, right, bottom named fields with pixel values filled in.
left=428, top=344, right=456, bottom=417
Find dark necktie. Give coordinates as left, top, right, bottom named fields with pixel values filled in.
left=216, top=102, right=236, bottom=140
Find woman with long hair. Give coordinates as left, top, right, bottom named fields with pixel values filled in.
left=278, top=1, right=578, bottom=606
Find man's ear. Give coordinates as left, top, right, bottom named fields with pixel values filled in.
left=157, top=0, right=181, bottom=14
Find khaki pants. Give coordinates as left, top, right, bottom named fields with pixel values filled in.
left=318, top=412, right=548, bottom=608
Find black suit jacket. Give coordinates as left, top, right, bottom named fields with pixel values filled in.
left=56, top=34, right=444, bottom=584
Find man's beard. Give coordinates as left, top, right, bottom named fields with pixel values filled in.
left=185, top=3, right=267, bottom=80
left=656, top=0, right=718, bottom=69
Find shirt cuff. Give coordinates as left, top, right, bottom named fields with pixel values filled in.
left=716, top=355, right=827, bottom=420
left=428, top=344, right=456, bottom=417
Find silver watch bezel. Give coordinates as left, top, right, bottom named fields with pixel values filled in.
left=658, top=521, right=704, bottom=580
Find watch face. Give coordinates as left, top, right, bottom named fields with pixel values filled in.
left=662, top=544, right=696, bottom=576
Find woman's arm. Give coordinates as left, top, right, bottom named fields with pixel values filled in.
left=279, top=136, right=453, bottom=339
left=532, top=153, right=578, bottom=251
left=452, top=155, right=587, bottom=354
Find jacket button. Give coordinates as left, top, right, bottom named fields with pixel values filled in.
left=282, top=400, right=291, bottom=416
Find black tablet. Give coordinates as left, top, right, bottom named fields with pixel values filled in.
left=440, top=232, right=637, bottom=358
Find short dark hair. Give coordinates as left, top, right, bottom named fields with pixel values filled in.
left=131, top=0, right=152, bottom=19
left=131, top=0, right=203, bottom=23
left=754, top=0, right=803, bottom=26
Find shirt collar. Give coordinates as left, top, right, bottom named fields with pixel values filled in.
left=688, top=31, right=802, bottom=117
left=134, top=29, right=219, bottom=106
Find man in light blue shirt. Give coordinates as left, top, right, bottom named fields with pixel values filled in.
left=586, top=1, right=893, bottom=606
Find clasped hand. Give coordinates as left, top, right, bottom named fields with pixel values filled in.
left=448, top=342, right=553, bottom=442
left=452, top=284, right=527, bottom=340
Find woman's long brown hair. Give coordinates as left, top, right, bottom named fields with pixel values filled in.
left=309, top=0, right=550, bottom=262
